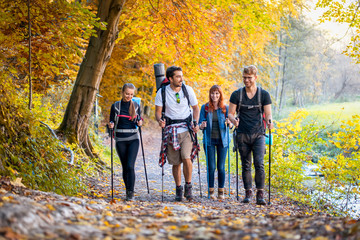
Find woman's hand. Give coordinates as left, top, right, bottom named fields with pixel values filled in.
left=109, top=122, right=114, bottom=129
left=137, top=120, right=143, bottom=127
left=200, top=121, right=207, bottom=130
left=225, top=118, right=233, bottom=128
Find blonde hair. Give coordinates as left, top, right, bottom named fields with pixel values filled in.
left=243, top=65, right=258, bottom=76
left=122, top=83, right=136, bottom=120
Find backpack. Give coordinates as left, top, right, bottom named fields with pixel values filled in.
left=113, top=100, right=140, bottom=131
left=236, top=87, right=266, bottom=131
left=157, top=78, right=190, bottom=116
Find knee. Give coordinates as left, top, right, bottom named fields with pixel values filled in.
left=241, top=163, right=252, bottom=171
left=218, top=165, right=225, bottom=173
left=254, top=164, right=264, bottom=172
left=208, top=165, right=216, bottom=173
left=182, top=158, right=192, bottom=166
left=126, top=167, right=135, bottom=173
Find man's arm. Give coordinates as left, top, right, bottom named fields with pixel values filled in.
left=263, top=104, right=274, bottom=129
left=228, top=102, right=239, bottom=128
left=155, top=105, right=165, bottom=128
left=192, top=104, right=200, bottom=133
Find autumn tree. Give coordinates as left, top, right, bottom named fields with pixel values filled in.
left=56, top=0, right=128, bottom=158
left=0, top=0, right=98, bottom=92
left=99, top=0, right=305, bottom=121
left=316, top=0, right=360, bottom=63
left=53, top=0, right=304, bottom=158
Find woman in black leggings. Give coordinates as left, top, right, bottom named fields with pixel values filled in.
left=109, top=83, right=143, bottom=201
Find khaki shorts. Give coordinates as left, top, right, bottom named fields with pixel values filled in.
left=167, top=131, right=193, bottom=165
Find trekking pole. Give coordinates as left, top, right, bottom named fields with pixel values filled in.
left=227, top=124, right=231, bottom=197
left=161, top=114, right=165, bottom=202
left=233, top=117, right=239, bottom=201
left=268, top=119, right=272, bottom=205
left=195, top=132, right=203, bottom=198
left=161, top=163, right=164, bottom=201
left=106, top=124, right=114, bottom=200
left=203, top=128, right=210, bottom=199
left=235, top=130, right=239, bottom=201
left=138, top=126, right=150, bottom=194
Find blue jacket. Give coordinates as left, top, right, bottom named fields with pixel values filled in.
left=199, top=103, right=231, bottom=148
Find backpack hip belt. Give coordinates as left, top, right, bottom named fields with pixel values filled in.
left=164, top=115, right=192, bottom=126
left=115, top=129, right=138, bottom=133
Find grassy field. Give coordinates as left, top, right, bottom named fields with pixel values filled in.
left=276, top=101, right=360, bottom=127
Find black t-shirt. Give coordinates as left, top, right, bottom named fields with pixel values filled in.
left=229, top=87, right=272, bottom=134
left=109, top=100, right=141, bottom=138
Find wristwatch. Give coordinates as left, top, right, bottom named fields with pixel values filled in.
left=193, top=120, right=198, bottom=127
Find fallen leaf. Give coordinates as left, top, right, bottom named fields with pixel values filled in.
left=10, top=178, right=25, bottom=188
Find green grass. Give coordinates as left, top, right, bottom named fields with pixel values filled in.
left=277, top=101, right=360, bottom=127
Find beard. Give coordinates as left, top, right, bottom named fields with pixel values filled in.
left=173, top=81, right=182, bottom=88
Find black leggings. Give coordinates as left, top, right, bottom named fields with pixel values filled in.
left=115, top=139, right=139, bottom=191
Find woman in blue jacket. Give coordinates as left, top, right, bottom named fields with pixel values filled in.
left=199, top=85, right=232, bottom=200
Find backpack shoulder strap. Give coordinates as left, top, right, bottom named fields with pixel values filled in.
left=204, top=103, right=209, bottom=118
left=257, top=87, right=266, bottom=131
left=133, top=101, right=140, bottom=114
left=258, top=87, right=262, bottom=106
left=258, top=87, right=262, bottom=111
left=114, top=101, right=121, bottom=131
left=182, top=84, right=190, bottom=106
left=237, top=87, right=244, bottom=115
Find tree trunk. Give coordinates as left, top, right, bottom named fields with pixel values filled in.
left=334, top=72, right=349, bottom=100
left=278, top=43, right=288, bottom=114
left=275, top=30, right=283, bottom=114
left=58, top=0, right=125, bottom=158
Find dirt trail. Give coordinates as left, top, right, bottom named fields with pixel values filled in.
left=0, top=123, right=359, bottom=239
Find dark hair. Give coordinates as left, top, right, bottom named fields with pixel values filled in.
left=122, top=83, right=136, bottom=120
left=166, top=66, right=182, bottom=79
left=208, top=85, right=226, bottom=114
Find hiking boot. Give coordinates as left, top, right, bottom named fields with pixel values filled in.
left=256, top=189, right=266, bottom=205
left=242, top=189, right=252, bottom=203
left=125, top=190, right=134, bottom=201
left=218, top=188, right=225, bottom=200
left=175, top=186, right=183, bottom=202
left=184, top=183, right=193, bottom=200
left=209, top=188, right=217, bottom=200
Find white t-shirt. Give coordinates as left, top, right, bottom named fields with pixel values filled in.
left=155, top=84, right=198, bottom=133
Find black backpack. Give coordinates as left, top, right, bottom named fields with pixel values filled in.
left=236, top=87, right=266, bottom=131
left=157, top=78, right=190, bottom=116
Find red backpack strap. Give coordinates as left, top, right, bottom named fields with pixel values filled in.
left=204, top=103, right=209, bottom=118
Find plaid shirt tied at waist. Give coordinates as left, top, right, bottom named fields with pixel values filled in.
left=159, top=123, right=200, bottom=167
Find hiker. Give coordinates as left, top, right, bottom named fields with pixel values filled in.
left=199, top=85, right=232, bottom=200
left=228, top=65, right=274, bottom=205
left=109, top=83, right=143, bottom=201
left=155, top=66, right=200, bottom=201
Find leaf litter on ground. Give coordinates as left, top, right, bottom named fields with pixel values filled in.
left=0, top=124, right=359, bottom=240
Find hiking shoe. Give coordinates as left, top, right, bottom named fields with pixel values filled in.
left=125, top=190, right=134, bottom=201
left=256, top=189, right=266, bottom=205
left=175, top=186, right=183, bottom=202
left=209, top=188, right=217, bottom=200
left=184, top=183, right=193, bottom=200
left=218, top=188, right=225, bottom=200
left=242, top=189, right=252, bottom=203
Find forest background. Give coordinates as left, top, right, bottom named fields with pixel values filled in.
left=0, top=0, right=359, bottom=218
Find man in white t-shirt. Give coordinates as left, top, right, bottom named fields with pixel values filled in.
left=155, top=66, right=200, bottom=201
